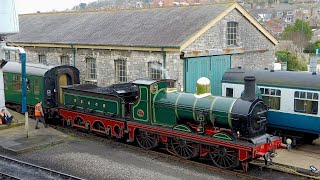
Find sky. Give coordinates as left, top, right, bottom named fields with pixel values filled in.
left=15, top=0, right=96, bottom=14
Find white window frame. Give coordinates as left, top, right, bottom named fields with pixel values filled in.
left=115, top=58, right=127, bottom=83
left=277, top=12, right=283, bottom=16
left=38, top=54, right=47, bottom=64
left=294, top=91, right=318, bottom=114
left=148, top=62, right=162, bottom=80
left=86, top=57, right=97, bottom=80
left=60, top=55, right=70, bottom=65
left=260, top=88, right=281, bottom=110
left=226, top=22, right=238, bottom=46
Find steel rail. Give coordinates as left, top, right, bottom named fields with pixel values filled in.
left=0, top=172, right=20, bottom=180
left=0, top=154, right=84, bottom=180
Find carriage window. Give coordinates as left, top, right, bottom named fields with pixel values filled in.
left=294, top=91, right=318, bottom=114
left=3, top=74, right=7, bottom=90
left=34, top=79, right=40, bottom=95
left=261, top=88, right=281, bottom=110
left=13, top=75, right=22, bottom=91
left=26, top=79, right=30, bottom=91
left=226, top=88, right=233, bottom=97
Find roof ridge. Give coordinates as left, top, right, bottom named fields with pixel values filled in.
left=19, top=2, right=234, bottom=16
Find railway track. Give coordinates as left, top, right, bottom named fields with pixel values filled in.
left=251, top=160, right=320, bottom=179
left=0, top=154, right=84, bottom=180
left=51, top=125, right=291, bottom=180
left=0, top=172, right=20, bottom=180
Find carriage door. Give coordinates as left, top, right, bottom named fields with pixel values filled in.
left=185, top=55, right=231, bottom=96
left=58, top=74, right=68, bottom=104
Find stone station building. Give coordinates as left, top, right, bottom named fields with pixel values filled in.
left=7, top=2, right=278, bottom=95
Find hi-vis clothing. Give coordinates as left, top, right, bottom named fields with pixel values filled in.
left=35, top=103, right=43, bottom=117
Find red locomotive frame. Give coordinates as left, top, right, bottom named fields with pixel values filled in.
left=59, top=108, right=285, bottom=172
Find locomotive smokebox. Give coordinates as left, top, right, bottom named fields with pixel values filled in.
left=242, top=76, right=256, bottom=101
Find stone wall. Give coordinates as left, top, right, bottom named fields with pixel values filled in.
left=184, top=9, right=276, bottom=69
left=21, top=47, right=170, bottom=86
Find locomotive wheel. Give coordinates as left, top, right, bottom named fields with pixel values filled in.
left=209, top=146, right=238, bottom=169
left=135, top=130, right=159, bottom=150
left=170, top=137, right=198, bottom=159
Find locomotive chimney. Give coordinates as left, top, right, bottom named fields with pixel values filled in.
left=242, top=76, right=256, bottom=101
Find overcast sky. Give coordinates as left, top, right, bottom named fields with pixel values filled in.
left=15, top=0, right=96, bottom=14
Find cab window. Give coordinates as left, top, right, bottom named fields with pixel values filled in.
left=226, top=88, right=233, bottom=97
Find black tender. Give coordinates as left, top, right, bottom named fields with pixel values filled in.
left=65, top=83, right=138, bottom=99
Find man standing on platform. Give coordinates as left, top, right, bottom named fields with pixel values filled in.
left=35, top=100, right=47, bottom=129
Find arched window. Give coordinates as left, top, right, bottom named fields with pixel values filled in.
left=227, top=22, right=238, bottom=46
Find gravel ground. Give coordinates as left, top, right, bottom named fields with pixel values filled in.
left=0, top=159, right=63, bottom=180
left=0, top=136, right=305, bottom=180
left=0, top=138, right=238, bottom=180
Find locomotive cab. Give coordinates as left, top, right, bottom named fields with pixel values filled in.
left=44, top=65, right=80, bottom=108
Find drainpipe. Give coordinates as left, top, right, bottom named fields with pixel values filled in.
left=2, top=45, right=28, bottom=137
left=161, top=47, right=166, bottom=79
left=71, top=45, right=77, bottom=67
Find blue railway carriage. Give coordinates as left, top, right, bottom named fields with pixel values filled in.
left=222, top=68, right=320, bottom=145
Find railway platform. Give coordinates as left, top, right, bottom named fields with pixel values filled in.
left=251, top=139, right=320, bottom=178
left=271, top=139, right=320, bottom=174
left=0, top=109, right=67, bottom=154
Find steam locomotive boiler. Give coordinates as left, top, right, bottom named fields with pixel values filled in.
left=152, top=76, right=267, bottom=139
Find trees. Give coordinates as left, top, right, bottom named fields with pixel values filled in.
left=304, top=40, right=320, bottom=54
left=281, top=19, right=313, bottom=52
left=79, top=3, right=87, bottom=9
left=276, top=50, right=308, bottom=71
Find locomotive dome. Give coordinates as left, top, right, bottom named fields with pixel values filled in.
left=196, top=77, right=211, bottom=97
